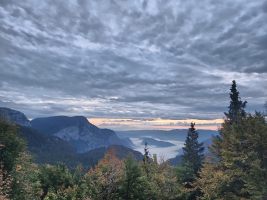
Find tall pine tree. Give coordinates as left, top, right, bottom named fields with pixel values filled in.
left=176, top=123, right=204, bottom=200
left=224, top=80, right=247, bottom=123
left=198, top=80, right=267, bottom=199
left=182, top=122, right=204, bottom=175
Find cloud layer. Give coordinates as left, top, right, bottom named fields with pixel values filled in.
left=0, top=0, right=266, bottom=128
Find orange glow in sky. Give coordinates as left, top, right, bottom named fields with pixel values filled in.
left=90, top=118, right=223, bottom=131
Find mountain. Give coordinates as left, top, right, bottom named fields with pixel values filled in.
left=20, top=126, right=142, bottom=168
left=0, top=107, right=80, bottom=165
left=20, top=126, right=142, bottom=169
left=31, top=116, right=131, bottom=153
left=0, top=107, right=139, bottom=169
left=0, top=107, right=31, bottom=127
left=19, top=126, right=78, bottom=164
left=77, top=145, right=144, bottom=168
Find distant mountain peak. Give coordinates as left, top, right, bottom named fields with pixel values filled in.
left=0, top=107, right=31, bottom=127
left=31, top=115, right=129, bottom=153
left=31, top=115, right=97, bottom=135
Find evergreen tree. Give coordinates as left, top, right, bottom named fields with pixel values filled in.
left=143, top=142, right=150, bottom=164
left=119, top=156, right=154, bottom=200
left=39, top=164, right=74, bottom=200
left=182, top=122, right=204, bottom=175
left=198, top=81, right=267, bottom=199
left=200, top=113, right=267, bottom=199
left=143, top=142, right=152, bottom=178
left=177, top=122, right=204, bottom=199
left=0, top=119, right=25, bottom=173
left=224, top=80, right=247, bottom=123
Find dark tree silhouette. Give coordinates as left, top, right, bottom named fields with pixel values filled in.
left=182, top=122, right=205, bottom=174
left=224, top=80, right=247, bottom=123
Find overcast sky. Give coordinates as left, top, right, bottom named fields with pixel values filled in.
left=0, top=0, right=266, bottom=130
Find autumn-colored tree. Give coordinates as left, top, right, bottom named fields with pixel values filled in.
left=85, top=149, right=123, bottom=200
left=0, top=119, right=39, bottom=200
left=152, top=161, right=181, bottom=200
left=0, top=164, right=12, bottom=200
left=10, top=152, right=40, bottom=200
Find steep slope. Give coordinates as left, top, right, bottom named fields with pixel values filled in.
left=19, top=126, right=77, bottom=164
left=0, top=107, right=140, bottom=169
left=0, top=107, right=31, bottom=127
left=76, top=145, right=143, bottom=168
left=31, top=116, right=131, bottom=153
left=20, top=126, right=142, bottom=168
left=0, top=107, right=79, bottom=165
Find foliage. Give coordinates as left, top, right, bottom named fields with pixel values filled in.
left=151, top=161, right=181, bottom=200
left=119, top=155, right=155, bottom=200
left=10, top=152, right=41, bottom=200
left=224, top=80, right=247, bottom=123
left=85, top=149, right=123, bottom=200
left=182, top=122, right=204, bottom=175
left=0, top=165, right=12, bottom=200
left=0, top=119, right=39, bottom=200
left=176, top=122, right=204, bottom=199
left=198, top=81, right=267, bottom=199
left=0, top=120, right=25, bottom=173
left=39, top=164, right=76, bottom=200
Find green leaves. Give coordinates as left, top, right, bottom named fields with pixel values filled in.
left=0, top=120, right=25, bottom=173
left=198, top=81, right=267, bottom=199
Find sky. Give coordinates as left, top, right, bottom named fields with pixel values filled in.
left=0, top=0, right=266, bottom=130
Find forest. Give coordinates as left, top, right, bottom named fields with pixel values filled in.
left=1, top=80, right=267, bottom=200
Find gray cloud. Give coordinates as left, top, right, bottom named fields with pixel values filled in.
left=0, top=0, right=266, bottom=123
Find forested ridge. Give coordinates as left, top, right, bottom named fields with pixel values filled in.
left=1, top=80, right=267, bottom=200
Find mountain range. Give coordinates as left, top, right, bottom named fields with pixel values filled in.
left=0, top=107, right=142, bottom=168
left=0, top=107, right=218, bottom=167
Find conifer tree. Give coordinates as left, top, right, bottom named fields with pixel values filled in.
left=224, top=80, right=247, bottom=123
left=119, top=156, right=153, bottom=200
left=143, top=142, right=150, bottom=164
left=176, top=123, right=204, bottom=200
left=182, top=122, right=204, bottom=175
left=143, top=142, right=152, bottom=178
left=198, top=81, right=267, bottom=199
